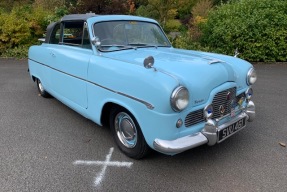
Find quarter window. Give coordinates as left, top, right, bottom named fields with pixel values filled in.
left=49, top=23, right=61, bottom=44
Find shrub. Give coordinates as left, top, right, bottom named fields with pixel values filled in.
left=0, top=5, right=55, bottom=58
left=165, top=19, right=182, bottom=33
left=173, top=32, right=210, bottom=52
left=189, top=0, right=213, bottom=41
left=200, top=0, right=287, bottom=62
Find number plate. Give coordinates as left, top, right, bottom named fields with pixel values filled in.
left=218, top=117, right=246, bottom=142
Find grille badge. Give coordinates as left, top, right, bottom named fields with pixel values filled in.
left=226, top=91, right=231, bottom=100
left=219, top=105, right=225, bottom=115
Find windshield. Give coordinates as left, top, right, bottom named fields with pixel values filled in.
left=93, top=21, right=171, bottom=51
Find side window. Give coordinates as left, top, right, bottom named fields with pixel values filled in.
left=62, top=22, right=84, bottom=46
left=49, top=24, right=61, bottom=44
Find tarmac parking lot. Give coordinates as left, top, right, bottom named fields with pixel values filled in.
left=0, top=59, right=287, bottom=192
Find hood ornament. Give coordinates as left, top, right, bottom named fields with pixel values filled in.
left=234, top=48, right=240, bottom=57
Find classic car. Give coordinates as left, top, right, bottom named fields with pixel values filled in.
left=28, top=13, right=256, bottom=159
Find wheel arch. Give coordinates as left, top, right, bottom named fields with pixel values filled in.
left=32, top=75, right=37, bottom=82
left=102, top=101, right=150, bottom=159
left=100, top=101, right=139, bottom=128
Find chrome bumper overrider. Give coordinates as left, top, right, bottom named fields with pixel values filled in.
left=153, top=101, right=255, bottom=154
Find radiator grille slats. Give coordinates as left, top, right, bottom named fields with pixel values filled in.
left=212, top=87, right=236, bottom=119
left=184, top=87, right=237, bottom=127
left=184, top=109, right=204, bottom=127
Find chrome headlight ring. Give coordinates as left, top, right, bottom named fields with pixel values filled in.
left=247, top=68, right=257, bottom=85
left=170, top=86, right=189, bottom=112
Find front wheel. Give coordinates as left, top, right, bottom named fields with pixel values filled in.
left=110, top=107, right=149, bottom=159
left=36, top=78, right=50, bottom=98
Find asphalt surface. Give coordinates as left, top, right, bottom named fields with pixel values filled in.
left=0, top=59, right=286, bottom=192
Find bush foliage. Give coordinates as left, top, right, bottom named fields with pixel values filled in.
left=0, top=0, right=286, bottom=61
left=0, top=5, right=65, bottom=58
left=200, top=0, right=287, bottom=61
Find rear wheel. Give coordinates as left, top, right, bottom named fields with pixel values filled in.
left=36, top=78, right=50, bottom=98
left=110, top=107, right=149, bottom=159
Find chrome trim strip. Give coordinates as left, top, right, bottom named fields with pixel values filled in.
left=28, top=58, right=154, bottom=109
left=157, top=68, right=180, bottom=86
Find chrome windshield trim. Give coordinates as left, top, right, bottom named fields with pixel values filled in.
left=28, top=58, right=154, bottom=109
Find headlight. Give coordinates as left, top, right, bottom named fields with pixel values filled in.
left=170, top=86, right=189, bottom=112
left=247, top=68, right=257, bottom=85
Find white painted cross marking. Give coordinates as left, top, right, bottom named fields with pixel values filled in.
left=73, top=147, right=133, bottom=187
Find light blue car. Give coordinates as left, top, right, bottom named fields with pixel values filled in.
left=28, top=13, right=257, bottom=159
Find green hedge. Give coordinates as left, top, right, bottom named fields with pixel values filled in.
left=0, top=6, right=64, bottom=58
left=200, top=0, right=287, bottom=62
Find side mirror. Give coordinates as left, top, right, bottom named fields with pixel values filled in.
left=143, top=56, right=155, bottom=69
left=91, top=36, right=101, bottom=47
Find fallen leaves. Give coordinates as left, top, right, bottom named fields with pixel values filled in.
left=279, top=142, right=286, bottom=147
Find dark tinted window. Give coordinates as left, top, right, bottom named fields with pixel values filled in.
left=49, top=23, right=61, bottom=44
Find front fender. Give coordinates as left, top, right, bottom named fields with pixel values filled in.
left=87, top=54, right=179, bottom=114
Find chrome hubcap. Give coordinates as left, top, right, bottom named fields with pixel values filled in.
left=38, top=80, right=44, bottom=93
left=114, top=112, right=137, bottom=148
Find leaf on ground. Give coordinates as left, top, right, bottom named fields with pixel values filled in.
left=83, top=138, right=91, bottom=143
left=279, top=142, right=286, bottom=147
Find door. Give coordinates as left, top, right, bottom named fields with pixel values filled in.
left=47, top=21, right=92, bottom=109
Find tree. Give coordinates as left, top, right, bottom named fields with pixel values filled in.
left=69, top=0, right=132, bottom=14
left=0, top=0, right=33, bottom=12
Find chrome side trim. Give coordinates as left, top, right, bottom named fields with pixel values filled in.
left=28, top=58, right=154, bottom=109
left=157, top=68, right=181, bottom=86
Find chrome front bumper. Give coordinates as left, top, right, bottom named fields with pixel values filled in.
left=153, top=101, right=255, bottom=154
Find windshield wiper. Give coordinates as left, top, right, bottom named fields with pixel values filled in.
left=128, top=43, right=148, bottom=46
left=99, top=45, right=134, bottom=52
left=128, top=43, right=160, bottom=49
left=128, top=43, right=171, bottom=49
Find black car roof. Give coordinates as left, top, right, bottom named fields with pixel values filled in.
left=44, top=13, right=98, bottom=43
left=61, top=13, right=98, bottom=21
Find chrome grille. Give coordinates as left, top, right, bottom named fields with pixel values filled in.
left=212, top=87, right=236, bottom=119
left=184, top=87, right=237, bottom=127
left=184, top=109, right=204, bottom=127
